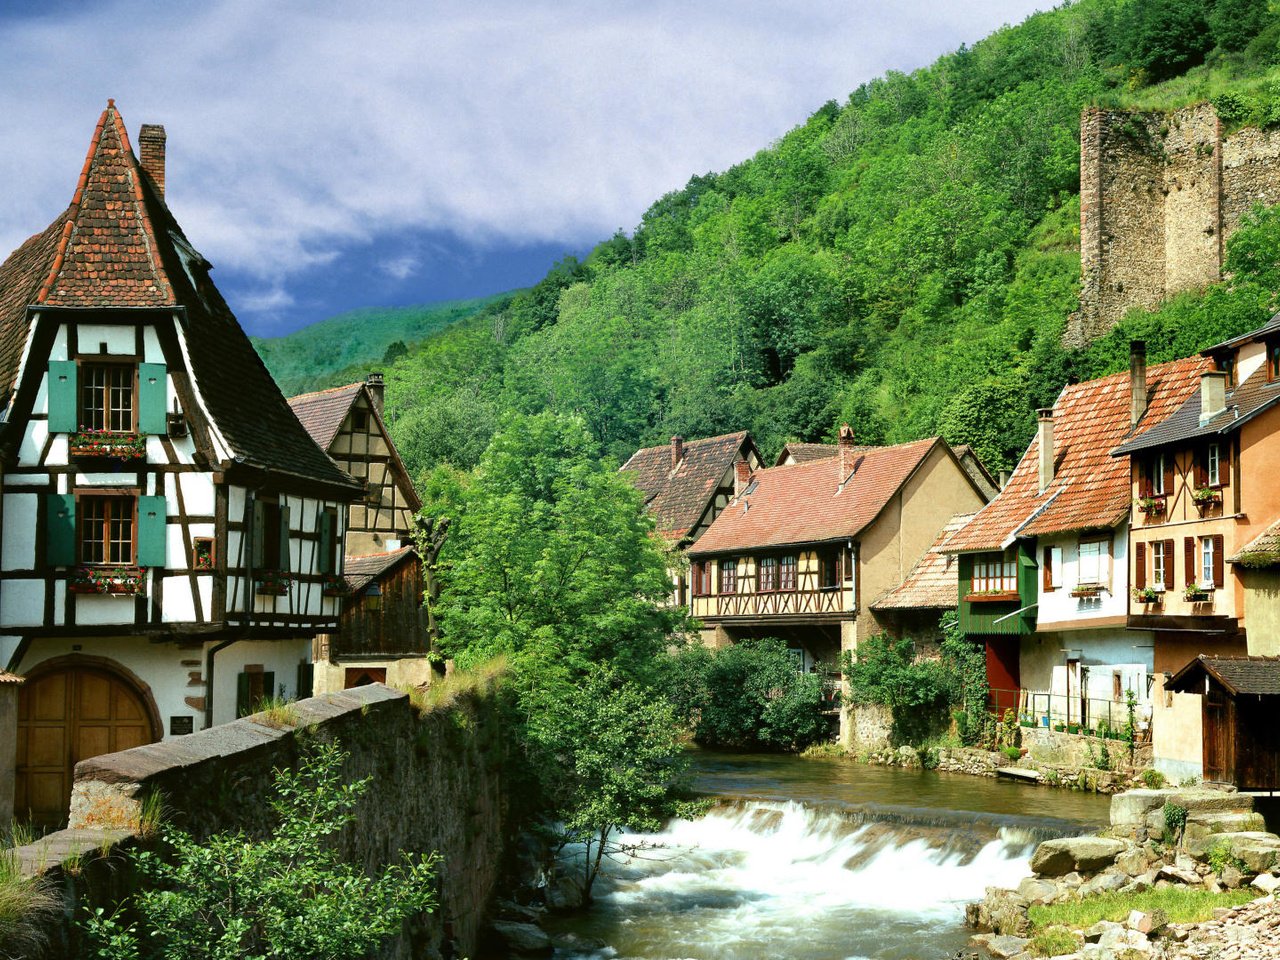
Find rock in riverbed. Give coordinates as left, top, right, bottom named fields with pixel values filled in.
left=1030, top=836, right=1127, bottom=877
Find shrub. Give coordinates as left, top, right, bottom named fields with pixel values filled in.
left=1164, top=802, right=1189, bottom=844
left=1002, top=745, right=1022, bottom=761
left=1140, top=768, right=1166, bottom=789
left=1207, top=839, right=1247, bottom=876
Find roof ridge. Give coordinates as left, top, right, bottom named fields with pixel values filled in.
left=289, top=381, right=365, bottom=403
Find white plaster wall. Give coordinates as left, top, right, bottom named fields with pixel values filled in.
left=76, top=594, right=137, bottom=626
left=1, top=581, right=43, bottom=627
left=78, top=324, right=135, bottom=356
left=1238, top=340, right=1266, bottom=383
left=48, top=324, right=68, bottom=363
left=75, top=472, right=138, bottom=487
left=1038, top=527, right=1130, bottom=623
left=176, top=473, right=215, bottom=516
left=142, top=326, right=163, bottom=364
left=1, top=494, right=37, bottom=571
left=210, top=638, right=311, bottom=727
left=162, top=577, right=197, bottom=621
left=19, top=421, right=46, bottom=466
left=4, top=472, right=49, bottom=487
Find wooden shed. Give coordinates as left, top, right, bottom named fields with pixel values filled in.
left=1167, top=655, right=1280, bottom=791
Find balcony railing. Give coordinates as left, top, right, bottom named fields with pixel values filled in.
left=692, top=587, right=850, bottom=619
left=988, top=687, right=1152, bottom=741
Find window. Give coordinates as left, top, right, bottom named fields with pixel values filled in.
left=718, top=558, right=737, bottom=594
left=353, top=410, right=369, bottom=431
left=1077, top=538, right=1110, bottom=587
left=779, top=555, right=797, bottom=592
left=690, top=560, right=711, bottom=597
left=819, top=549, right=840, bottom=589
left=80, top=364, right=134, bottom=432
left=1148, top=453, right=1166, bottom=496
left=972, top=553, right=1016, bottom=593
left=759, top=556, right=779, bottom=592
left=253, top=499, right=290, bottom=573
left=79, top=495, right=134, bottom=565
left=1217, top=355, right=1236, bottom=388
left=1043, top=546, right=1062, bottom=591
left=1207, top=443, right=1220, bottom=487
left=320, top=507, right=339, bottom=575
left=1201, top=536, right=1215, bottom=588
left=1269, top=341, right=1280, bottom=382
left=1152, top=542, right=1166, bottom=591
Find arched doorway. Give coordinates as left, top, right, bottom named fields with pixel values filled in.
left=15, top=657, right=161, bottom=827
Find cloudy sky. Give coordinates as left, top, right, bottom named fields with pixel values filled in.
left=0, top=1, right=1051, bottom=336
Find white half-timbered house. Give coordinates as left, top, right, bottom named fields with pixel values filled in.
left=0, top=102, right=363, bottom=824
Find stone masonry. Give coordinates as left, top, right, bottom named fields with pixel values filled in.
left=1072, top=103, right=1280, bottom=346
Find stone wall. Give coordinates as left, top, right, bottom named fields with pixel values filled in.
left=1072, top=103, right=1280, bottom=345
left=1021, top=725, right=1153, bottom=771
left=12, top=683, right=506, bottom=960
left=845, top=701, right=894, bottom=751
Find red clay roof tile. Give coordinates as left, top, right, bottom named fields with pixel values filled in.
left=620, top=431, right=757, bottom=540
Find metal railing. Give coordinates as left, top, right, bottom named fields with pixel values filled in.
left=987, top=687, right=1153, bottom=742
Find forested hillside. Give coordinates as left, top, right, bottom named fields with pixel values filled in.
left=377, top=0, right=1280, bottom=483
left=253, top=294, right=508, bottom=397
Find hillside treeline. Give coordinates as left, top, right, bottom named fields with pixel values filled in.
left=376, top=0, right=1280, bottom=479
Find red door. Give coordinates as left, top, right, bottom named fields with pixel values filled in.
left=985, top=637, right=1021, bottom=717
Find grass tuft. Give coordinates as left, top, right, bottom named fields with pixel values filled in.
left=1029, top=887, right=1256, bottom=931
left=254, top=696, right=302, bottom=729
left=1028, top=925, right=1082, bottom=957
left=0, top=824, right=58, bottom=954
left=402, top=656, right=506, bottom=716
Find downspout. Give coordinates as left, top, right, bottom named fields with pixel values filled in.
left=204, top=486, right=258, bottom=729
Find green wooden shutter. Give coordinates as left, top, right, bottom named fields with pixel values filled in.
left=318, top=510, right=333, bottom=574
left=45, top=493, right=76, bottom=566
left=47, top=361, right=78, bottom=433
left=138, top=363, right=167, bottom=434
left=278, top=505, right=291, bottom=573
left=297, top=662, right=314, bottom=699
left=252, top=500, right=266, bottom=568
left=136, top=495, right=167, bottom=567
left=236, top=672, right=252, bottom=717
left=262, top=671, right=276, bottom=703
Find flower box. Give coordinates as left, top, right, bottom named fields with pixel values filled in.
left=69, top=565, right=146, bottom=596
left=1070, top=584, right=1103, bottom=598
left=256, top=572, right=292, bottom=596
left=68, top=430, right=146, bottom=460
left=1132, top=586, right=1162, bottom=604
left=1192, top=487, right=1222, bottom=508
left=1183, top=586, right=1210, bottom=603
left=1053, top=722, right=1066, bottom=733
left=321, top=574, right=348, bottom=598
left=1067, top=723, right=1081, bottom=735
left=1135, top=496, right=1166, bottom=517
left=964, top=589, right=1020, bottom=603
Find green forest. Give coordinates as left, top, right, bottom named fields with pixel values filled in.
left=265, top=0, right=1280, bottom=479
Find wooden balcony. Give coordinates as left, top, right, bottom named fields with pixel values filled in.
left=690, top=587, right=853, bottom=624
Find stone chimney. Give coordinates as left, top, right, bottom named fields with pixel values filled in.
left=1037, top=408, right=1055, bottom=494
left=365, top=372, right=385, bottom=418
left=671, top=435, right=684, bottom=469
left=837, top=423, right=856, bottom=479
left=1130, top=340, right=1148, bottom=428
left=734, top=458, right=751, bottom=497
left=139, top=124, right=166, bottom=200
left=1200, top=370, right=1227, bottom=422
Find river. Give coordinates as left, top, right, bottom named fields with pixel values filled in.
left=546, top=751, right=1111, bottom=960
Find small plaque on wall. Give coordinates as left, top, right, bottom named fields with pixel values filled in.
left=170, top=715, right=194, bottom=736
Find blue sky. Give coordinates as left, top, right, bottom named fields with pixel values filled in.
left=0, top=1, right=1052, bottom=337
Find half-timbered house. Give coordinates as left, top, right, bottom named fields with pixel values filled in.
left=0, top=102, right=363, bottom=824
left=686, top=427, right=990, bottom=734
left=288, top=378, right=431, bottom=692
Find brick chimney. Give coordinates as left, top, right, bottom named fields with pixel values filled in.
left=1200, top=370, right=1227, bottom=422
left=671, top=435, right=684, bottom=470
left=734, top=458, right=751, bottom=497
left=366, top=372, right=385, bottom=418
left=837, top=423, right=856, bottom=479
left=1037, top=408, right=1055, bottom=494
left=139, top=124, right=166, bottom=200
left=1130, top=340, right=1148, bottom=428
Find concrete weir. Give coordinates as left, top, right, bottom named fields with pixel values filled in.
left=12, top=683, right=507, bottom=960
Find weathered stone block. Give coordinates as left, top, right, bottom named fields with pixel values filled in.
left=1031, top=837, right=1127, bottom=877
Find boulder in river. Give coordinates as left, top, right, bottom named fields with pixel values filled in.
left=489, top=920, right=553, bottom=957
left=1030, top=836, right=1126, bottom=877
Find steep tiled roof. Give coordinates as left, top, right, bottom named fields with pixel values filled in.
left=620, top=431, right=756, bottom=540
left=0, top=670, right=24, bottom=684
left=1113, top=365, right=1280, bottom=455
left=0, top=102, right=360, bottom=497
left=1203, top=310, right=1280, bottom=354
left=344, top=545, right=416, bottom=593
left=1168, top=655, right=1280, bottom=696
left=871, top=512, right=974, bottom=611
left=289, top=383, right=365, bottom=451
left=688, top=437, right=940, bottom=556
left=1230, top=520, right=1280, bottom=569
left=946, top=358, right=1208, bottom=553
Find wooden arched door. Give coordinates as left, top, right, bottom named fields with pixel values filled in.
left=15, top=662, right=159, bottom=826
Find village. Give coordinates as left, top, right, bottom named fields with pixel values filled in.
left=5, top=3, right=1280, bottom=958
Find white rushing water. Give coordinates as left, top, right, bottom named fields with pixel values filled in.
left=551, top=800, right=1047, bottom=960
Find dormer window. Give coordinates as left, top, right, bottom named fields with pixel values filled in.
left=1216, top=355, right=1235, bottom=388
left=1269, top=341, right=1280, bottom=382
left=81, top=364, right=134, bottom=432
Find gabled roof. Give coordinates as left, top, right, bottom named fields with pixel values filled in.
left=1230, top=520, right=1280, bottom=569
left=946, top=358, right=1208, bottom=553
left=775, top=441, right=838, bottom=466
left=289, top=380, right=423, bottom=512
left=871, top=512, right=974, bottom=611
left=344, top=545, right=417, bottom=593
left=1167, top=655, right=1280, bottom=697
left=1202, top=310, right=1280, bottom=355
left=620, top=431, right=757, bottom=540
left=0, top=102, right=360, bottom=497
left=687, top=436, right=941, bottom=557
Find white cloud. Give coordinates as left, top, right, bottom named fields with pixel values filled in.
left=379, top=255, right=420, bottom=282
left=0, top=0, right=1052, bottom=279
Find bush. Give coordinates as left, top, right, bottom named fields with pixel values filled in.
left=664, top=637, right=830, bottom=752
left=1207, top=839, right=1247, bottom=876
left=1140, top=768, right=1166, bottom=789
left=1002, top=745, right=1022, bottom=761
left=1164, top=802, right=1189, bottom=844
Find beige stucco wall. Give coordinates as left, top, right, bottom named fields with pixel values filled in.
left=1150, top=672, right=1204, bottom=784
left=0, top=683, right=17, bottom=826
left=312, top=656, right=436, bottom=696
left=1241, top=569, right=1280, bottom=657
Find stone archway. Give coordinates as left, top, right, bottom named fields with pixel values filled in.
left=15, top=654, right=162, bottom=827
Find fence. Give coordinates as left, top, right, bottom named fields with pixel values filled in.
left=988, top=687, right=1153, bottom=742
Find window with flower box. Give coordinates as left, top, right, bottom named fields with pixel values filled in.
left=81, top=364, right=134, bottom=432
left=80, top=495, right=134, bottom=565
left=971, top=554, right=1016, bottom=594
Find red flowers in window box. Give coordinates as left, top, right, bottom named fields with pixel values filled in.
left=69, top=565, right=146, bottom=595
left=68, top=430, right=146, bottom=460
left=255, top=571, right=292, bottom=596
left=321, top=574, right=348, bottom=597
left=1135, top=496, right=1166, bottom=516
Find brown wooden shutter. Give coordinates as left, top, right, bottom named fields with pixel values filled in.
left=1042, top=547, right=1053, bottom=591
left=1135, top=542, right=1146, bottom=589
left=1213, top=534, right=1225, bottom=588
left=1219, top=443, right=1231, bottom=486
left=1138, top=459, right=1151, bottom=498
left=1185, top=537, right=1196, bottom=586
left=1164, top=539, right=1175, bottom=590
left=1162, top=455, right=1175, bottom=497
left=1194, top=449, right=1207, bottom=488
left=690, top=561, right=701, bottom=597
